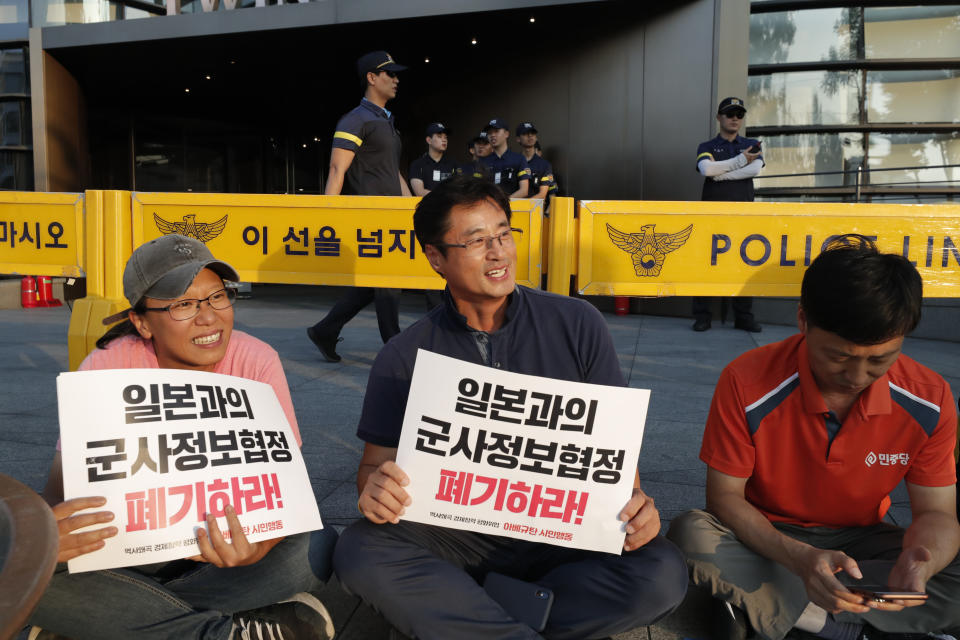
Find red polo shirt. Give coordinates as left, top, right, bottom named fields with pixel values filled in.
left=701, top=334, right=956, bottom=528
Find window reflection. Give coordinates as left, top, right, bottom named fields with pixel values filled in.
left=0, top=150, right=32, bottom=189
left=0, top=48, right=27, bottom=93
left=754, top=133, right=864, bottom=189
left=867, top=70, right=960, bottom=123
left=749, top=71, right=860, bottom=126
left=867, top=132, right=960, bottom=186
left=865, top=6, right=960, bottom=58
left=750, top=9, right=858, bottom=64
left=0, top=0, right=28, bottom=25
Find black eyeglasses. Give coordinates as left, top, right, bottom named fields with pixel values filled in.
left=142, top=288, right=236, bottom=321
left=434, top=228, right=523, bottom=255
left=724, top=111, right=745, bottom=119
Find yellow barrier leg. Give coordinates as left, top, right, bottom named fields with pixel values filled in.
left=546, top=197, right=575, bottom=295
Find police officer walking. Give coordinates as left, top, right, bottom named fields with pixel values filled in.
left=307, top=50, right=411, bottom=362
left=691, top=97, right=764, bottom=332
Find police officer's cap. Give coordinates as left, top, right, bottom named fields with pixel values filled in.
left=473, top=131, right=491, bottom=144
left=516, top=122, right=538, bottom=136
left=426, top=122, right=448, bottom=136
left=484, top=118, right=509, bottom=132
left=717, top=97, right=747, bottom=115
left=356, top=51, right=407, bottom=78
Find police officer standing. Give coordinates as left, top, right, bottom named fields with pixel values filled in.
left=307, top=50, right=410, bottom=362
left=516, top=122, right=556, bottom=202
left=691, top=97, right=764, bottom=332
left=408, top=122, right=457, bottom=196
left=481, top=118, right=530, bottom=198
left=458, top=130, right=494, bottom=181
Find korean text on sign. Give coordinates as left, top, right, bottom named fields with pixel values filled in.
left=57, top=368, right=324, bottom=573
left=396, top=350, right=650, bottom=554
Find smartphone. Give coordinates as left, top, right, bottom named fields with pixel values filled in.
left=747, top=141, right=762, bottom=153
left=847, top=584, right=928, bottom=602
left=483, top=572, right=554, bottom=631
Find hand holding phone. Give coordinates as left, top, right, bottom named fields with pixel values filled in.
left=746, top=141, right=762, bottom=154
left=847, top=584, right=928, bottom=602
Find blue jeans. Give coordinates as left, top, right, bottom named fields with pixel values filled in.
left=30, top=528, right=337, bottom=640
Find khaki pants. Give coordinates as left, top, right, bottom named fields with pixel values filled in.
left=667, top=510, right=960, bottom=640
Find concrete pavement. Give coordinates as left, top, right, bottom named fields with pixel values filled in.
left=3, top=285, right=958, bottom=639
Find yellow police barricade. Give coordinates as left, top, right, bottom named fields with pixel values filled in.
left=0, top=192, right=85, bottom=278
left=68, top=192, right=544, bottom=368
left=574, top=200, right=960, bottom=298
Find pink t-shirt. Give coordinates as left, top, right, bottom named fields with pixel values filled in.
left=65, top=330, right=301, bottom=447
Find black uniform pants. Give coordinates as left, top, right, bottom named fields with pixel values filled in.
left=311, top=287, right=400, bottom=344
left=691, top=296, right=755, bottom=323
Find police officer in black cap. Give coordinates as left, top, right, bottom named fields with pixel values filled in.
left=408, top=122, right=458, bottom=196
left=481, top=118, right=530, bottom=198
left=457, top=130, right=494, bottom=182
left=516, top=122, right=556, bottom=203
left=307, top=50, right=410, bottom=362
left=691, top=97, right=764, bottom=333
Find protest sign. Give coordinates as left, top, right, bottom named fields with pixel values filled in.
left=57, top=368, right=323, bottom=573
left=396, top=350, right=649, bottom=554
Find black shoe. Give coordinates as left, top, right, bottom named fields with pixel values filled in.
left=307, top=327, right=342, bottom=363
left=693, top=318, right=712, bottom=332
left=734, top=318, right=762, bottom=333
left=232, top=594, right=334, bottom=639
left=711, top=597, right=749, bottom=640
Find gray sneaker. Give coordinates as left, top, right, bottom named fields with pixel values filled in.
left=232, top=593, right=334, bottom=639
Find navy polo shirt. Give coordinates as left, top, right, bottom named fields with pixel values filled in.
left=525, top=153, right=556, bottom=199
left=695, top=134, right=762, bottom=202
left=456, top=159, right=494, bottom=182
left=408, top=153, right=457, bottom=191
left=356, top=286, right=625, bottom=447
left=332, top=98, right=403, bottom=196
left=480, top=149, right=530, bottom=196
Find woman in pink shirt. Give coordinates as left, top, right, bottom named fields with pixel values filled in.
left=30, top=234, right=335, bottom=640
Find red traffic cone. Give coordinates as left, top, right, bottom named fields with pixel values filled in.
left=37, top=275, right=62, bottom=307
left=20, top=276, right=39, bottom=308
left=614, top=296, right=629, bottom=316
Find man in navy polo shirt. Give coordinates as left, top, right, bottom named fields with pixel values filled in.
left=691, top=97, right=764, bottom=334
left=307, top=50, right=411, bottom=363
left=516, top=122, right=557, bottom=204
left=333, top=175, right=687, bottom=639
left=409, top=122, right=458, bottom=196
left=481, top=118, right=530, bottom=199
left=458, top=130, right=494, bottom=182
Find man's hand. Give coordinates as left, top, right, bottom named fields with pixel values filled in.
left=742, top=149, right=761, bottom=164
left=53, top=496, right=118, bottom=563
left=793, top=546, right=875, bottom=614
left=882, top=545, right=934, bottom=608
left=619, top=487, right=660, bottom=551
left=359, top=460, right=410, bottom=524
left=189, top=504, right=278, bottom=567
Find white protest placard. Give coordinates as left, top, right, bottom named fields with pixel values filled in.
left=57, top=369, right=324, bottom=573
left=396, top=350, right=649, bottom=554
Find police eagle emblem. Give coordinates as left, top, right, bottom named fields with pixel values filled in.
left=606, top=222, right=693, bottom=277
left=153, top=213, right=227, bottom=243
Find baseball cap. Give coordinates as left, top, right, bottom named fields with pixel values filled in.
left=516, top=122, right=538, bottom=135
left=473, top=130, right=491, bottom=145
left=356, top=51, right=407, bottom=78
left=103, top=234, right=239, bottom=324
left=426, top=122, right=448, bottom=136
left=484, top=118, right=509, bottom=132
left=717, top=97, right=747, bottom=115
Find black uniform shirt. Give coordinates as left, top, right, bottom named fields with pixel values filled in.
left=408, top=153, right=458, bottom=191
left=694, top=134, right=762, bottom=202
left=480, top=149, right=530, bottom=196
left=332, top=98, right=403, bottom=196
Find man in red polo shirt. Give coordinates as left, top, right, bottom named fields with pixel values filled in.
left=668, top=235, right=959, bottom=640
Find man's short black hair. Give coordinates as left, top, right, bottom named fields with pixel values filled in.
left=800, top=234, right=922, bottom=344
left=413, top=175, right=512, bottom=256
